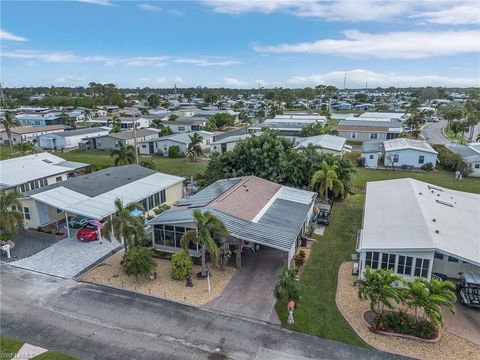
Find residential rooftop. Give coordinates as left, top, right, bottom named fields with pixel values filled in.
left=294, top=134, right=347, bottom=152
left=101, top=128, right=160, bottom=140
left=383, top=138, right=437, bottom=154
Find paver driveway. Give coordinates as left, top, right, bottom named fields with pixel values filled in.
left=444, top=300, right=480, bottom=346
left=10, top=236, right=121, bottom=278
left=204, top=247, right=284, bottom=323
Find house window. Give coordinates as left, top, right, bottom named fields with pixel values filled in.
left=351, top=132, right=357, bottom=139
left=160, top=189, right=166, bottom=203
left=24, top=207, right=31, bottom=220
left=414, top=258, right=430, bottom=278
left=397, top=255, right=413, bottom=276
left=154, top=192, right=160, bottom=207
left=142, top=144, right=146, bottom=148
left=434, top=252, right=444, bottom=260
left=164, top=225, right=175, bottom=247
left=381, top=253, right=396, bottom=270
left=369, top=133, right=378, bottom=140
left=369, top=154, right=374, bottom=160
left=393, top=154, right=399, bottom=163
left=148, top=195, right=154, bottom=209
left=56, top=208, right=62, bottom=214
left=97, top=140, right=101, bottom=146
left=475, top=164, right=480, bottom=169
left=418, top=155, right=425, bottom=164
left=365, top=251, right=380, bottom=269
left=20, top=184, right=26, bottom=192
left=178, top=126, right=185, bottom=131
left=448, top=256, right=459, bottom=263
left=56, top=176, right=62, bottom=183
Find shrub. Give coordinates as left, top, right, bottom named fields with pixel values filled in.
left=170, top=249, right=193, bottom=280
left=356, top=156, right=365, bottom=167
left=154, top=204, right=170, bottom=215
left=421, top=162, right=434, bottom=171
left=294, top=250, right=306, bottom=267
left=415, top=320, right=438, bottom=339
left=432, top=144, right=467, bottom=173
left=122, top=247, right=157, bottom=279
left=168, top=146, right=183, bottom=158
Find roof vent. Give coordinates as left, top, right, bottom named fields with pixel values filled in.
left=435, top=230, right=440, bottom=234
left=432, top=218, right=436, bottom=222
left=419, top=192, right=422, bottom=195
left=436, top=199, right=453, bottom=207
left=428, top=185, right=443, bottom=192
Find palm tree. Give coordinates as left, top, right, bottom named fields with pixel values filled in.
left=180, top=209, right=229, bottom=277
left=1, top=111, right=20, bottom=150
left=310, top=161, right=344, bottom=202
left=111, top=142, right=136, bottom=166
left=274, top=268, right=300, bottom=303
left=466, top=109, right=480, bottom=142
left=60, top=112, right=76, bottom=129
left=411, top=127, right=421, bottom=140
left=104, top=198, right=144, bottom=252
left=15, top=141, right=34, bottom=155
left=84, top=109, right=92, bottom=121
left=187, top=133, right=203, bottom=162
left=140, top=108, right=149, bottom=116
left=353, top=267, right=404, bottom=315
left=0, top=189, right=23, bottom=236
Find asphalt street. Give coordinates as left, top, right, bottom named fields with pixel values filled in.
left=422, top=120, right=450, bottom=145
left=0, top=265, right=407, bottom=360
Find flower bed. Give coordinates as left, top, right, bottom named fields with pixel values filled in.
left=363, top=310, right=441, bottom=342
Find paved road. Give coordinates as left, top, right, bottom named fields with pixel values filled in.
left=422, top=120, right=450, bottom=145
left=0, top=265, right=406, bottom=360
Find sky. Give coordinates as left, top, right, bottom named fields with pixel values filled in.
left=1, top=0, right=479, bottom=89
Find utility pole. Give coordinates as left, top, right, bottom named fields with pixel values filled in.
left=133, top=114, right=139, bottom=164
left=0, top=82, right=6, bottom=108
left=343, top=71, right=347, bottom=90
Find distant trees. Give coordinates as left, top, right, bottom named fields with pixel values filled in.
left=168, top=114, right=179, bottom=121
left=205, top=113, right=235, bottom=131
left=203, top=90, right=220, bottom=105
left=354, top=93, right=369, bottom=103
left=147, top=94, right=160, bottom=108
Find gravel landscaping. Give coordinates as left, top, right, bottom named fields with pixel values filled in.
left=80, top=251, right=236, bottom=306
left=336, top=261, right=480, bottom=360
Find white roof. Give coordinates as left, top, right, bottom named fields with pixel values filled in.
left=150, top=131, right=213, bottom=145
left=211, top=134, right=251, bottom=145
left=30, top=172, right=184, bottom=219
left=360, top=178, right=480, bottom=266
left=0, top=153, right=88, bottom=188
left=294, top=135, right=346, bottom=152
left=359, top=112, right=405, bottom=120
left=383, top=138, right=437, bottom=154
left=274, top=114, right=327, bottom=121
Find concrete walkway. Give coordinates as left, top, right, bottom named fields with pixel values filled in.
left=10, top=236, right=121, bottom=278
left=203, top=247, right=284, bottom=323
left=15, top=343, right=48, bottom=359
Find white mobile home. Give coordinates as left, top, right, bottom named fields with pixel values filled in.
left=38, top=127, right=110, bottom=150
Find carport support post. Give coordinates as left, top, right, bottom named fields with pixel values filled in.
left=235, top=239, right=242, bottom=270
left=65, top=212, right=70, bottom=238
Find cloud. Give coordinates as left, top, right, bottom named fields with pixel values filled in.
left=77, top=0, right=116, bottom=6
left=255, top=79, right=268, bottom=86
left=1, top=29, right=28, bottom=42
left=224, top=77, right=248, bottom=87
left=202, top=0, right=412, bottom=22
left=253, top=30, right=480, bottom=59
left=175, top=58, right=239, bottom=66
left=286, top=69, right=480, bottom=88
left=138, top=3, right=160, bottom=12
left=411, top=3, right=480, bottom=25
left=173, top=76, right=184, bottom=83
left=55, top=75, right=85, bottom=84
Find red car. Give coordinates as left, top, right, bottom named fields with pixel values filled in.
left=77, top=223, right=104, bottom=242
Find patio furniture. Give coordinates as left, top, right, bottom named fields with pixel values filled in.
left=0, top=240, right=15, bottom=259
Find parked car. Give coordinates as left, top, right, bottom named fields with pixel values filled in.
left=457, top=271, right=480, bottom=308
left=77, top=223, right=104, bottom=242
left=70, top=216, right=91, bottom=229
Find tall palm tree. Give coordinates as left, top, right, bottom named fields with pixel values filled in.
left=111, top=142, right=136, bottom=166
left=466, top=109, right=480, bottom=142
left=404, top=279, right=445, bottom=325
left=104, top=198, right=144, bottom=252
left=310, top=161, right=344, bottom=202
left=60, top=112, right=76, bottom=129
left=1, top=111, right=20, bottom=150
left=187, top=133, right=203, bottom=162
left=180, top=209, right=229, bottom=277
left=15, top=141, right=34, bottom=155
left=354, top=267, right=403, bottom=315
left=0, top=189, right=23, bottom=235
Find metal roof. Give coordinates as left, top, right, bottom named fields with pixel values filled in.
left=383, top=138, right=437, bottom=154
left=48, top=127, right=110, bottom=137
left=448, top=144, right=480, bottom=163
left=177, top=178, right=242, bottom=207
left=362, top=140, right=383, bottom=153
left=294, top=135, right=346, bottom=152
left=338, top=120, right=402, bottom=128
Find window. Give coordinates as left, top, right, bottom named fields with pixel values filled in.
left=154, top=192, right=160, bottom=207
left=178, top=126, right=185, bottom=132
left=475, top=164, right=480, bottom=169
left=160, top=189, right=166, bottom=204
left=397, top=255, right=413, bottom=276
left=164, top=225, right=175, bottom=247
left=369, top=133, right=378, bottom=140
left=56, top=208, right=62, bottom=214
left=20, top=184, right=26, bottom=192
left=369, top=154, right=374, bottom=160
left=393, top=154, right=399, bottom=163
left=56, top=176, right=62, bottom=183
left=381, top=253, right=396, bottom=270
left=365, top=251, right=380, bottom=269
left=351, top=132, right=357, bottom=139
left=97, top=141, right=101, bottom=146
left=24, top=207, right=31, bottom=220
left=434, top=252, right=444, bottom=260
left=148, top=195, right=154, bottom=210
left=448, top=256, right=459, bottom=263
left=414, top=258, right=430, bottom=278
left=142, top=144, right=146, bottom=148
left=418, top=155, right=425, bottom=164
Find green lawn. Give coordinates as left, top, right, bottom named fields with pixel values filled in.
left=275, top=152, right=480, bottom=347
left=0, top=336, right=78, bottom=360
left=0, top=145, right=19, bottom=160
left=56, top=150, right=208, bottom=177
left=443, top=126, right=468, bottom=145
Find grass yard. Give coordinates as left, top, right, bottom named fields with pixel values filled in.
left=57, top=150, right=208, bottom=177
left=443, top=126, right=468, bottom=145
left=0, top=336, right=78, bottom=360
left=0, top=145, right=19, bottom=160
left=276, top=151, right=480, bottom=347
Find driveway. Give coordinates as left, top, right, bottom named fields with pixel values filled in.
left=1, top=230, right=57, bottom=263
left=422, top=120, right=450, bottom=145
left=0, top=266, right=406, bottom=360
left=444, top=300, right=480, bottom=346
left=203, top=247, right=284, bottom=323
left=9, top=236, right=121, bottom=278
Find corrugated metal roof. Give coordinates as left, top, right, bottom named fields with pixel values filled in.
left=177, top=178, right=242, bottom=207
left=362, top=140, right=384, bottom=153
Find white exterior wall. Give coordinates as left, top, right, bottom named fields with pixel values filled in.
left=362, top=152, right=380, bottom=168
left=384, top=149, right=437, bottom=168
left=38, top=130, right=109, bottom=149
left=155, top=140, right=188, bottom=156
left=468, top=162, right=480, bottom=177
left=432, top=255, right=480, bottom=278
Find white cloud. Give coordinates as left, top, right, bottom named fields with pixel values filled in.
left=224, top=77, right=248, bottom=87
left=253, top=30, right=480, bottom=59
left=1, top=29, right=28, bottom=42
left=173, top=76, right=184, bottom=83
left=286, top=69, right=480, bottom=88
left=255, top=79, right=268, bottom=86
left=77, top=0, right=116, bottom=6
left=411, top=3, right=480, bottom=25
left=175, top=58, right=239, bottom=66
left=55, top=75, right=85, bottom=84
left=138, top=3, right=160, bottom=12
